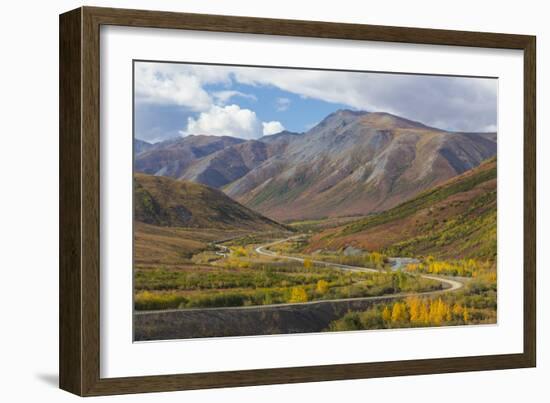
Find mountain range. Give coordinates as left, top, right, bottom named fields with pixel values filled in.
left=135, top=109, right=496, bottom=222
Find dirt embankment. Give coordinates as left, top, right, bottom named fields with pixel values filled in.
left=134, top=297, right=399, bottom=341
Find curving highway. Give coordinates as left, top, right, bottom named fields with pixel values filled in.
left=255, top=236, right=463, bottom=295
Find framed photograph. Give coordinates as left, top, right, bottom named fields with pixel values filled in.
left=59, top=6, right=536, bottom=396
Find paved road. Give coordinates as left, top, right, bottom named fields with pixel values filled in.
left=255, top=236, right=463, bottom=293
left=255, top=236, right=378, bottom=273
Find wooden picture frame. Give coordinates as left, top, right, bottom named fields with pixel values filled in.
left=59, top=6, right=536, bottom=396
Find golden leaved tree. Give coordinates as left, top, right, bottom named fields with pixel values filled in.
left=391, top=302, right=408, bottom=323
left=382, top=306, right=392, bottom=323
left=316, top=280, right=329, bottom=294
left=289, top=287, right=308, bottom=303
left=407, top=296, right=422, bottom=323
left=463, top=307, right=470, bottom=322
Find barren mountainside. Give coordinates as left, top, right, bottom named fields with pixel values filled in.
left=134, top=138, right=154, bottom=155
left=179, top=140, right=280, bottom=188
left=135, top=135, right=244, bottom=178
left=226, top=110, right=496, bottom=221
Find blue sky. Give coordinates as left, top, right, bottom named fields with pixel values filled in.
left=134, top=62, right=497, bottom=143
left=203, top=81, right=350, bottom=132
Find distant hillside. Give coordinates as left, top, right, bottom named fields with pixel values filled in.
left=137, top=132, right=302, bottom=189
left=135, top=135, right=244, bottom=178
left=134, top=139, right=153, bottom=155
left=179, top=140, right=276, bottom=188
left=134, top=173, right=287, bottom=232
left=176, top=131, right=304, bottom=188
left=259, top=130, right=303, bottom=144
left=307, top=158, right=497, bottom=261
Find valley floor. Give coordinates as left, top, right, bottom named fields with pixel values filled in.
left=134, top=226, right=496, bottom=340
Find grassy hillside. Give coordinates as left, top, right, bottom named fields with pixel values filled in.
left=134, top=222, right=252, bottom=265
left=308, top=158, right=496, bottom=261
left=134, top=173, right=288, bottom=232
left=134, top=173, right=290, bottom=267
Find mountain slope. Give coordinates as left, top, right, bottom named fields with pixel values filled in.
left=224, top=110, right=496, bottom=221
left=135, top=135, right=244, bottom=178
left=134, top=173, right=287, bottom=231
left=176, top=131, right=302, bottom=189
left=307, top=158, right=497, bottom=261
left=259, top=130, right=303, bottom=144
left=134, top=139, right=153, bottom=155
left=179, top=140, right=274, bottom=188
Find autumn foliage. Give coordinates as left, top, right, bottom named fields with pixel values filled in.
left=316, top=279, right=329, bottom=294
left=303, top=259, right=314, bottom=269
left=328, top=258, right=496, bottom=332
left=405, top=257, right=493, bottom=278
left=289, top=287, right=308, bottom=303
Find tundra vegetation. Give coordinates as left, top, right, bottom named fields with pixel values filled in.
left=134, top=253, right=442, bottom=311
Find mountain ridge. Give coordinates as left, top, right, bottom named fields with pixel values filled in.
left=223, top=111, right=496, bottom=220
left=134, top=110, right=497, bottom=222
left=135, top=135, right=245, bottom=178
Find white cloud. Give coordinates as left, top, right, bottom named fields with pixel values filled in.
left=275, top=97, right=291, bottom=111
left=137, top=61, right=497, bottom=133
left=134, top=64, right=212, bottom=111
left=231, top=68, right=497, bottom=132
left=184, top=104, right=263, bottom=139
left=213, top=90, right=257, bottom=105
left=135, top=63, right=258, bottom=111
left=262, top=121, right=285, bottom=136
